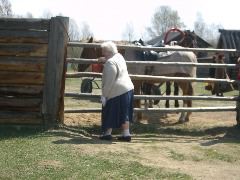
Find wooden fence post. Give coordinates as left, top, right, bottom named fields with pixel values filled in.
left=236, top=82, right=240, bottom=126
left=42, top=16, right=69, bottom=128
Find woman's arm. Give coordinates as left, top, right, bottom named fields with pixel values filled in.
left=98, top=57, right=107, bottom=63
left=102, top=62, right=117, bottom=98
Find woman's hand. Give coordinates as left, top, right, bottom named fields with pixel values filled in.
left=100, top=96, right=107, bottom=107
left=98, top=57, right=107, bottom=63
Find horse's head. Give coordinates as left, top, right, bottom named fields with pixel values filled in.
left=179, top=30, right=197, bottom=48
left=206, top=53, right=233, bottom=95
left=164, top=28, right=197, bottom=48
left=78, top=37, right=102, bottom=72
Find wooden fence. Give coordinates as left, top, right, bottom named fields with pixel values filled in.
left=0, top=17, right=69, bottom=127
left=65, top=42, right=240, bottom=125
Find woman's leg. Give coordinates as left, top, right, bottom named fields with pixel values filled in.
left=121, top=121, right=130, bottom=137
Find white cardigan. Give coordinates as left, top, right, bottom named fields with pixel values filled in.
left=102, top=53, right=134, bottom=99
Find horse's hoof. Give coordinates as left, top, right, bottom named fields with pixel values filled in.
left=175, top=104, right=180, bottom=108
left=133, top=114, right=139, bottom=122
left=178, top=119, right=185, bottom=123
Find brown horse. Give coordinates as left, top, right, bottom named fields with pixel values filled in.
left=125, top=44, right=197, bottom=123
left=206, top=54, right=234, bottom=96
left=77, top=37, right=103, bottom=72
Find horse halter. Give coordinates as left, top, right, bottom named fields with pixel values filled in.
left=164, top=28, right=185, bottom=45
left=164, top=28, right=198, bottom=48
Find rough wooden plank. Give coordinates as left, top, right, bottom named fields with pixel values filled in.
left=0, top=111, right=42, bottom=124
left=66, top=72, right=237, bottom=84
left=1, top=107, right=40, bottom=112
left=0, top=18, right=50, bottom=30
left=0, top=43, right=48, bottom=57
left=42, top=16, right=69, bottom=127
left=0, top=56, right=46, bottom=62
left=0, top=57, right=46, bottom=72
left=0, top=30, right=49, bottom=43
left=0, top=97, right=41, bottom=107
left=65, top=92, right=239, bottom=101
left=66, top=58, right=237, bottom=69
left=0, top=71, right=44, bottom=85
left=68, top=42, right=237, bottom=53
left=0, top=85, right=43, bottom=96
left=64, top=106, right=236, bottom=113
left=64, top=108, right=102, bottom=113
left=236, top=84, right=240, bottom=126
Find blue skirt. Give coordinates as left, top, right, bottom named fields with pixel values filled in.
left=101, top=90, right=134, bottom=132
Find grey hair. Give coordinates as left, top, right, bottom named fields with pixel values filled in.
left=101, top=41, right=118, bottom=54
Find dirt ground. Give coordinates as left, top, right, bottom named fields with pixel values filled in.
left=64, top=111, right=240, bottom=180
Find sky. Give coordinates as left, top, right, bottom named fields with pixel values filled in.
left=10, top=0, right=240, bottom=40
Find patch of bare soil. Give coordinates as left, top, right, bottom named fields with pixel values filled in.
left=38, top=160, right=63, bottom=169
left=63, top=111, right=240, bottom=180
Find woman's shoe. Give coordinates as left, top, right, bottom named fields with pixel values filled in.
left=117, top=136, right=131, bottom=142
left=99, top=135, right=112, bottom=141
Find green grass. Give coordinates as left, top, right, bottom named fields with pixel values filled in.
left=169, top=150, right=187, bottom=161
left=199, top=148, right=236, bottom=163
left=0, top=128, right=192, bottom=180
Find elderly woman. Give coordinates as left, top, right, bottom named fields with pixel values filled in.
left=99, top=41, right=134, bottom=142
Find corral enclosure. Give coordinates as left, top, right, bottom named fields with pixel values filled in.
left=0, top=17, right=69, bottom=127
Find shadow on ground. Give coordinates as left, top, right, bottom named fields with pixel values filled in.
left=0, top=122, right=239, bottom=146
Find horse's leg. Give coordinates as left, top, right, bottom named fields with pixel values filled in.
left=185, top=82, right=193, bottom=122
left=147, top=83, right=153, bottom=108
left=149, top=83, right=153, bottom=108
left=133, top=81, right=142, bottom=121
left=165, top=81, right=171, bottom=108
left=178, top=82, right=193, bottom=123
left=174, top=82, right=180, bottom=108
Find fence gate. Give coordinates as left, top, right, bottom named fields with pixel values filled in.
left=0, top=16, right=69, bottom=128
left=65, top=42, right=240, bottom=126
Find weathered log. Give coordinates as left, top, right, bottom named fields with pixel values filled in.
left=0, top=57, right=46, bottom=72
left=0, top=71, right=44, bottom=85
left=42, top=16, right=69, bottom=126
left=0, top=97, right=41, bottom=107
left=0, top=43, right=48, bottom=57
left=0, top=60, right=46, bottom=72
left=66, top=58, right=237, bottom=69
left=0, top=85, right=43, bottom=96
left=68, top=42, right=237, bottom=53
left=66, top=72, right=237, bottom=84
left=64, top=106, right=236, bottom=113
left=0, top=30, right=49, bottom=44
left=0, top=107, right=40, bottom=112
left=65, top=92, right=240, bottom=101
left=0, top=111, right=42, bottom=124
left=0, top=18, right=50, bottom=31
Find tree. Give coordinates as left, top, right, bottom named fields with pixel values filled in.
left=42, top=10, right=53, bottom=19
left=194, top=13, right=222, bottom=47
left=68, top=18, right=81, bottom=41
left=194, top=13, right=205, bottom=38
left=25, top=12, right=34, bottom=18
left=146, top=6, right=185, bottom=38
left=79, top=22, right=93, bottom=41
left=0, top=0, right=12, bottom=17
left=122, top=22, right=136, bottom=42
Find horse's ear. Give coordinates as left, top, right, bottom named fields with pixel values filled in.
left=218, top=54, right=224, bottom=60
left=88, top=36, right=93, bottom=43
left=139, top=39, right=144, bottom=45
